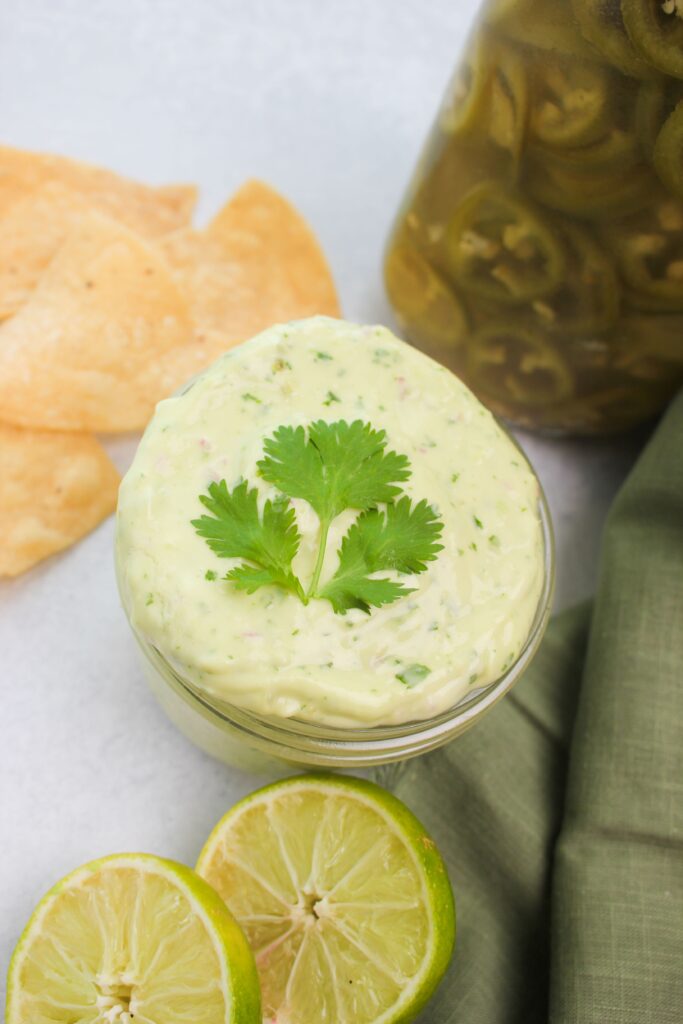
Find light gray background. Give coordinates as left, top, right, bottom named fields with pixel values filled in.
left=0, top=0, right=645, bottom=999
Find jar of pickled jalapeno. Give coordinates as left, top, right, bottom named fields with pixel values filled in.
left=385, top=0, right=683, bottom=434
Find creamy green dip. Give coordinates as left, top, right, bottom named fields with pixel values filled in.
left=116, top=317, right=545, bottom=728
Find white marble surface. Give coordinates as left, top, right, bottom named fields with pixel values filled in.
left=0, top=0, right=646, bottom=999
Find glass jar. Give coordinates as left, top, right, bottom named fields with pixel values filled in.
left=118, top=478, right=554, bottom=774
left=385, top=0, right=683, bottom=435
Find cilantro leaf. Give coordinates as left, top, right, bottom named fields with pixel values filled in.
left=319, top=496, right=444, bottom=614
left=257, top=420, right=411, bottom=521
left=225, top=564, right=291, bottom=594
left=397, top=663, right=431, bottom=688
left=321, top=575, right=409, bottom=615
left=191, top=480, right=304, bottom=600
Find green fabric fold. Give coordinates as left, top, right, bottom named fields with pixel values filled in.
left=384, top=391, right=683, bottom=1023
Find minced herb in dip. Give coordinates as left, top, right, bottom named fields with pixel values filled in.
left=116, top=317, right=545, bottom=727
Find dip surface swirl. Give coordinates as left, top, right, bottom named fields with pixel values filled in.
left=116, top=317, right=545, bottom=727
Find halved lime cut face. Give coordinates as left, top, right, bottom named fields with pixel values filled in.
left=196, top=774, right=456, bottom=1024
left=6, top=853, right=261, bottom=1024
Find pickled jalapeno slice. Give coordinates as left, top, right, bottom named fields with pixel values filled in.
left=467, top=323, right=574, bottom=405
left=529, top=58, right=613, bottom=149
left=604, top=199, right=683, bottom=308
left=439, top=34, right=492, bottom=137
left=622, top=0, right=683, bottom=79
left=530, top=222, right=620, bottom=332
left=653, top=99, right=683, bottom=199
left=485, top=39, right=528, bottom=160
left=572, top=0, right=655, bottom=77
left=441, top=33, right=528, bottom=158
left=527, top=153, right=655, bottom=217
left=384, top=242, right=468, bottom=348
left=491, top=0, right=596, bottom=58
left=446, top=182, right=565, bottom=304
left=613, top=311, right=683, bottom=375
left=538, top=123, right=642, bottom=172
left=485, top=0, right=535, bottom=21
left=635, top=78, right=669, bottom=157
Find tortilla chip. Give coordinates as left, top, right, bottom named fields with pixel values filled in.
left=0, top=424, right=119, bottom=576
left=0, top=143, right=196, bottom=235
left=160, top=179, right=341, bottom=360
left=0, top=211, right=193, bottom=431
left=207, top=179, right=340, bottom=316
left=0, top=182, right=95, bottom=318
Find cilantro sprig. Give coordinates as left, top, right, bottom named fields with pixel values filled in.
left=319, top=497, right=444, bottom=613
left=192, top=420, right=443, bottom=615
left=258, top=420, right=410, bottom=521
left=192, top=480, right=305, bottom=602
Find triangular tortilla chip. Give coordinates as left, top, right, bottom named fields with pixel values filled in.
left=0, top=424, right=119, bottom=576
left=160, top=179, right=341, bottom=361
left=0, top=182, right=95, bottom=319
left=207, top=179, right=340, bottom=317
left=0, top=211, right=194, bottom=431
left=0, top=143, right=196, bottom=235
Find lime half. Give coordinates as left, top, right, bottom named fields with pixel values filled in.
left=6, top=852, right=261, bottom=1024
left=196, top=774, right=455, bottom=1024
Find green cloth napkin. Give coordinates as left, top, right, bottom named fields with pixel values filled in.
left=385, top=390, right=683, bottom=1023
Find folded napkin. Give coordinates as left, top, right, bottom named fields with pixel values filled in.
left=385, top=390, right=683, bottom=1023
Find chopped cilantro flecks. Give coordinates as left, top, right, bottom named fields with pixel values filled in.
left=397, top=663, right=431, bottom=688
left=451, top=472, right=460, bottom=483
left=242, top=392, right=262, bottom=404
left=316, top=351, right=333, bottom=361
left=323, top=390, right=341, bottom=406
left=501, top=652, right=516, bottom=672
left=473, top=515, right=483, bottom=529
left=205, top=569, right=217, bottom=581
